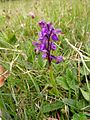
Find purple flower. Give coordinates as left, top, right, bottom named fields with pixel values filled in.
left=50, top=55, right=63, bottom=64
left=56, top=56, right=63, bottom=64
left=51, top=42, right=56, bottom=50
left=50, top=55, right=56, bottom=60
left=33, top=21, right=63, bottom=66
left=40, top=44, right=45, bottom=50
left=39, top=21, right=46, bottom=28
left=42, top=54, right=47, bottom=58
left=32, top=41, right=39, bottom=46
left=51, top=34, right=58, bottom=41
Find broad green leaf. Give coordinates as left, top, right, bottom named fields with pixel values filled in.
left=66, top=69, right=78, bottom=91
left=80, top=88, right=90, bottom=101
left=76, top=100, right=86, bottom=110
left=63, top=98, right=87, bottom=111
left=72, top=113, right=87, bottom=120
left=42, top=100, right=64, bottom=113
left=63, top=98, right=77, bottom=109
left=66, top=78, right=77, bottom=91
left=56, top=77, right=69, bottom=90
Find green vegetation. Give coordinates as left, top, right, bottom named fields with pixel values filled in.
left=0, top=0, right=90, bottom=119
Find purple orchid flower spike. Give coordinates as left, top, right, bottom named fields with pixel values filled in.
left=33, top=20, right=63, bottom=67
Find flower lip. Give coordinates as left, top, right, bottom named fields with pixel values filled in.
left=50, top=55, right=63, bottom=63
left=40, top=44, right=45, bottom=51
left=42, top=54, right=47, bottom=58
left=42, top=28, right=48, bottom=35
left=51, top=42, right=56, bottom=50
left=52, top=34, right=58, bottom=41
left=56, top=56, right=63, bottom=64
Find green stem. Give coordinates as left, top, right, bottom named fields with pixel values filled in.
left=49, top=65, right=59, bottom=96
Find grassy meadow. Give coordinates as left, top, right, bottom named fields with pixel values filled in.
left=0, top=0, right=90, bottom=119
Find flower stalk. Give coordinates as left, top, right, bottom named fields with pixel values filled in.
left=33, top=21, right=63, bottom=95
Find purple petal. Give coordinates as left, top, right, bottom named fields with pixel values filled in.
left=56, top=56, right=63, bottom=64
left=38, top=21, right=46, bottom=28
left=52, top=34, right=58, bottom=41
left=47, top=23, right=54, bottom=34
left=50, top=55, right=56, bottom=60
left=38, top=32, right=42, bottom=37
left=40, top=44, right=45, bottom=51
left=38, top=31, right=48, bottom=41
left=51, top=42, right=56, bottom=50
left=53, top=29, right=62, bottom=34
left=42, top=28, right=48, bottom=35
left=39, top=36, right=48, bottom=42
left=47, top=22, right=52, bottom=29
left=38, top=36, right=44, bottom=41
left=32, top=41, right=39, bottom=46
left=42, top=54, right=47, bottom=58
left=42, top=49, right=47, bottom=53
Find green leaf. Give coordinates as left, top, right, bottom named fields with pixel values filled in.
left=66, top=69, right=77, bottom=91
left=63, top=98, right=77, bottom=109
left=63, top=98, right=87, bottom=111
left=80, top=88, right=90, bottom=101
left=72, top=113, right=87, bottom=120
left=0, top=38, right=12, bottom=48
left=38, top=54, right=43, bottom=67
left=8, top=34, right=17, bottom=45
left=66, top=69, right=72, bottom=79
left=42, top=100, right=64, bottom=113
left=76, top=100, right=86, bottom=110
left=56, top=76, right=69, bottom=90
